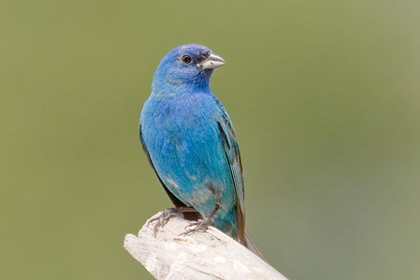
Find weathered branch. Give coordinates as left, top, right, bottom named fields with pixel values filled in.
left=124, top=212, right=288, bottom=280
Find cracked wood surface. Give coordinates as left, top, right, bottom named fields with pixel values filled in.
left=124, top=212, right=288, bottom=280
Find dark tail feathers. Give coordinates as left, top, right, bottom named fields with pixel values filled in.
left=243, top=230, right=265, bottom=260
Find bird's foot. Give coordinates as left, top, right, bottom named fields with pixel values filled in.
left=181, top=203, right=220, bottom=236
left=147, top=207, right=196, bottom=237
left=182, top=216, right=214, bottom=236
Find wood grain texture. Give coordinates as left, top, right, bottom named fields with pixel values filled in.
left=124, top=212, right=288, bottom=280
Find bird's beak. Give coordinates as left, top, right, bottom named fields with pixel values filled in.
left=198, top=53, right=225, bottom=70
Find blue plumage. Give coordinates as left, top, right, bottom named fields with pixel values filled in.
left=140, top=44, right=260, bottom=256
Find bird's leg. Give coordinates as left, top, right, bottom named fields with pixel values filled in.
left=147, top=206, right=198, bottom=237
left=182, top=203, right=220, bottom=236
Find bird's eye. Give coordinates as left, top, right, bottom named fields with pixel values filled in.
left=182, top=55, right=192, bottom=64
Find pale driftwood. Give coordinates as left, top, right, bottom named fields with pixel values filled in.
left=124, top=212, right=288, bottom=280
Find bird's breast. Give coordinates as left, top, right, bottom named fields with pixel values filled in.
left=142, top=93, right=219, bottom=154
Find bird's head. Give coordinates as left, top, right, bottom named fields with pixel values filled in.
left=152, top=44, right=225, bottom=94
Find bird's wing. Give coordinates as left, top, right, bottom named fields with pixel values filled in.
left=215, top=100, right=246, bottom=243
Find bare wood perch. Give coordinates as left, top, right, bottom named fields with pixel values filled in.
left=124, top=212, right=288, bottom=280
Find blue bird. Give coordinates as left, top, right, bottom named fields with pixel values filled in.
left=140, top=44, right=261, bottom=256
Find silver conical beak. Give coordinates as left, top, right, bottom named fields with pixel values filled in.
left=198, top=53, right=225, bottom=70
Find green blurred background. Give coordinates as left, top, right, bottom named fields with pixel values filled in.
left=1, top=0, right=419, bottom=279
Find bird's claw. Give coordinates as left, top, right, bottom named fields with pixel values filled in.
left=181, top=216, right=214, bottom=236
left=147, top=208, right=179, bottom=237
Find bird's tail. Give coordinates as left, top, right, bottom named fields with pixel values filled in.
left=243, top=230, right=265, bottom=260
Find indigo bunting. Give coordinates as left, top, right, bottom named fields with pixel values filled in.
left=140, top=44, right=261, bottom=256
